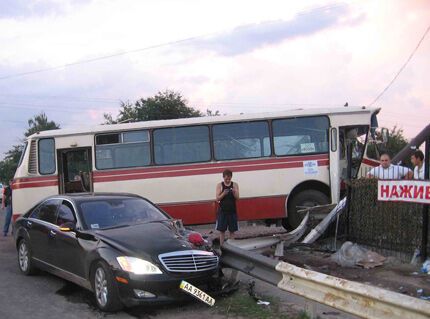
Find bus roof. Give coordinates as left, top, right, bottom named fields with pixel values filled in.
left=29, top=106, right=380, bottom=139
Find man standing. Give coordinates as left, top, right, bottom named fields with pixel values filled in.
left=367, top=153, right=413, bottom=179
left=216, top=169, right=239, bottom=246
left=411, top=149, right=425, bottom=180
left=2, top=181, right=12, bottom=236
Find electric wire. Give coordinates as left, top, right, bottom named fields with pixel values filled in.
left=368, top=23, right=430, bottom=107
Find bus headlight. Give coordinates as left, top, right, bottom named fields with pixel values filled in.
left=116, top=256, right=162, bottom=275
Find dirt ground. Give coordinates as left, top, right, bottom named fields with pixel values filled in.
left=281, top=245, right=430, bottom=299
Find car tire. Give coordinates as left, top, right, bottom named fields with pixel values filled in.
left=287, top=190, right=329, bottom=230
left=17, top=239, right=37, bottom=275
left=92, top=261, right=123, bottom=312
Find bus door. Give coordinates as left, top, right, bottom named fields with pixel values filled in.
left=333, top=126, right=368, bottom=201
left=57, top=148, right=93, bottom=194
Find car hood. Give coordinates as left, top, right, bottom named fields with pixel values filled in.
left=94, top=222, right=195, bottom=262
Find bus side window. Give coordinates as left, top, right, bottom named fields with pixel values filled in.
left=154, top=126, right=210, bottom=165
left=38, top=138, right=56, bottom=175
left=213, top=121, right=270, bottom=160
left=272, top=116, right=329, bottom=156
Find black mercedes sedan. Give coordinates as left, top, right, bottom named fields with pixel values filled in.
left=14, top=193, right=220, bottom=311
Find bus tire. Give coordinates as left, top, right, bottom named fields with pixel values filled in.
left=287, top=190, right=329, bottom=230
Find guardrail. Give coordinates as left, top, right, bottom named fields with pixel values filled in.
left=221, top=243, right=430, bottom=319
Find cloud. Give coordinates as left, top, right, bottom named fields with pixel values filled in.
left=0, top=0, right=92, bottom=19
left=189, top=4, right=350, bottom=56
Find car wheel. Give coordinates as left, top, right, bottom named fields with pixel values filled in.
left=287, top=190, right=329, bottom=229
left=92, top=261, right=123, bottom=312
left=17, top=239, right=37, bottom=275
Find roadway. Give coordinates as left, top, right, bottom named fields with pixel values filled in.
left=0, top=208, right=355, bottom=318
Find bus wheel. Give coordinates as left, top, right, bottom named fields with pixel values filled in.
left=287, top=190, right=329, bottom=230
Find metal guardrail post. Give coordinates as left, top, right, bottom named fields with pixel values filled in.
left=221, top=242, right=430, bottom=319
left=221, top=242, right=282, bottom=286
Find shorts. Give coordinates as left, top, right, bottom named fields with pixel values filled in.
left=216, top=210, right=238, bottom=232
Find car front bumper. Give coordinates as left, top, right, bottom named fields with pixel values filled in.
left=114, top=268, right=222, bottom=306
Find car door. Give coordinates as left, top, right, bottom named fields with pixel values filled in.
left=51, top=200, right=86, bottom=278
left=26, top=199, right=61, bottom=264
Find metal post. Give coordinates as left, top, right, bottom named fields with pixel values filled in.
left=421, top=138, right=430, bottom=261
left=345, top=141, right=353, bottom=239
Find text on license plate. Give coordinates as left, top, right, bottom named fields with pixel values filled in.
left=179, top=280, right=215, bottom=306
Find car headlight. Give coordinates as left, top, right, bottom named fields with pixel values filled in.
left=116, top=256, right=162, bottom=275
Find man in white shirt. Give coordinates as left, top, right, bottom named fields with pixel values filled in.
left=367, top=153, right=413, bottom=179
left=411, top=149, right=425, bottom=180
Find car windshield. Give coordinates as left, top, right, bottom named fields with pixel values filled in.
left=79, top=197, right=169, bottom=230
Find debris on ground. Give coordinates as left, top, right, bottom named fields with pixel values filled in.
left=282, top=243, right=430, bottom=298
left=421, top=259, right=430, bottom=274
left=330, top=241, right=386, bottom=269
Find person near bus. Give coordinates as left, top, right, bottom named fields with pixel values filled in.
left=367, top=153, right=413, bottom=179
left=411, top=149, right=425, bottom=180
left=215, top=169, right=239, bottom=246
left=2, top=182, right=13, bottom=236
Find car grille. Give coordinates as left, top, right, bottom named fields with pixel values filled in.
left=158, top=250, right=219, bottom=273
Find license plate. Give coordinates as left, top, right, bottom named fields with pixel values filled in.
left=179, top=280, right=215, bottom=306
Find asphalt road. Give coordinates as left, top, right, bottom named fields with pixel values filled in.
left=0, top=208, right=356, bottom=319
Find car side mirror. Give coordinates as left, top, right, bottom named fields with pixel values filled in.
left=59, top=221, right=76, bottom=232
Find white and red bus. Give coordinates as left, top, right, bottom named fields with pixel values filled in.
left=12, top=106, right=380, bottom=228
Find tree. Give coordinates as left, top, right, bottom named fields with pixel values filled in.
left=0, top=112, right=60, bottom=183
left=104, top=90, right=203, bottom=124
left=26, top=112, right=60, bottom=137
left=0, top=145, right=24, bottom=183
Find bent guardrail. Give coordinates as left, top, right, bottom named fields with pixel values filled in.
left=221, top=243, right=430, bottom=319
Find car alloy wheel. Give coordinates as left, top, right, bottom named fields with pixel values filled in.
left=17, top=239, right=37, bottom=275
left=18, top=241, right=29, bottom=272
left=92, top=261, right=122, bottom=312
left=95, top=267, right=108, bottom=307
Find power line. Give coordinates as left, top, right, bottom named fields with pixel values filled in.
left=0, top=93, right=120, bottom=103
left=0, top=2, right=348, bottom=81
left=368, top=23, right=430, bottom=107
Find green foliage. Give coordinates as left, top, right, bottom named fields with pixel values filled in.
left=25, top=112, right=60, bottom=137
left=104, top=90, right=204, bottom=123
left=0, top=112, right=60, bottom=183
left=213, top=290, right=301, bottom=319
left=0, top=145, right=24, bottom=183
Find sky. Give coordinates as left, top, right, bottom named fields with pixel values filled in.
left=0, top=0, right=429, bottom=160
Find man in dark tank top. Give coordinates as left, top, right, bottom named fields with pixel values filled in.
left=215, top=169, right=240, bottom=245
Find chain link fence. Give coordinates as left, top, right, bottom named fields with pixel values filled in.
left=343, top=178, right=426, bottom=261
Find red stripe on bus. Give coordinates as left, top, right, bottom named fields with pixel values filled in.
left=13, top=176, right=58, bottom=183
left=12, top=214, right=20, bottom=222
left=13, top=181, right=58, bottom=190
left=160, top=196, right=287, bottom=225
left=93, top=154, right=329, bottom=177
left=10, top=155, right=329, bottom=188
left=94, top=159, right=329, bottom=183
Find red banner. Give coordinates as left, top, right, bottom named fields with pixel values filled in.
left=378, top=180, right=430, bottom=204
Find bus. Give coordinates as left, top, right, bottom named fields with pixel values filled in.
left=12, top=106, right=380, bottom=229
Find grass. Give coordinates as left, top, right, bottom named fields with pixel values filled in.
left=212, top=290, right=311, bottom=319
